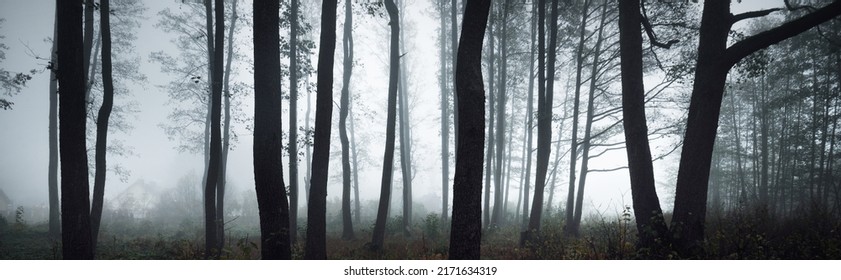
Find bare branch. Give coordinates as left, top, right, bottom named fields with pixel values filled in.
left=641, top=0, right=679, bottom=49
left=731, top=8, right=782, bottom=24
left=589, top=166, right=629, bottom=173
left=724, top=0, right=841, bottom=68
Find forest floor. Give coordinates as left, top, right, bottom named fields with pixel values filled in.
left=2, top=207, right=840, bottom=260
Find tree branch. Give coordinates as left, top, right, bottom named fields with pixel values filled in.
left=589, top=166, right=629, bottom=173
left=724, top=0, right=841, bottom=68
left=640, top=0, right=679, bottom=49
left=731, top=8, right=781, bottom=24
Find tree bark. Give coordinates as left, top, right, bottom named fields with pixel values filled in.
left=305, top=0, right=338, bottom=260
left=203, top=0, right=225, bottom=259
left=371, top=0, right=400, bottom=251
left=439, top=0, right=451, bottom=225
left=201, top=0, right=214, bottom=235
left=565, top=0, right=589, bottom=237
left=397, top=1, right=414, bottom=237
left=519, top=0, right=536, bottom=234
left=528, top=0, right=557, bottom=239
left=618, top=0, right=670, bottom=254
left=340, top=0, right=355, bottom=240
left=451, top=0, right=459, bottom=154
left=491, top=0, right=510, bottom=229
left=449, top=0, right=491, bottom=260
left=571, top=1, right=609, bottom=236
left=289, top=0, right=300, bottom=246
left=57, top=0, right=93, bottom=260
left=90, top=0, right=114, bottom=253
left=253, top=0, right=291, bottom=260
left=350, top=99, right=362, bottom=224
left=217, top=0, right=238, bottom=251
left=48, top=10, right=60, bottom=239
left=483, top=11, right=495, bottom=229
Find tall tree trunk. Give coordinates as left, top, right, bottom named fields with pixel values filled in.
left=305, top=0, right=338, bottom=260
left=571, top=1, right=608, bottom=236
left=449, top=0, right=491, bottom=260
left=618, top=0, right=670, bottom=254
left=528, top=0, right=557, bottom=239
left=288, top=0, right=300, bottom=246
left=203, top=0, right=225, bottom=259
left=305, top=72, right=312, bottom=203
left=565, top=0, right=589, bottom=236
left=398, top=58, right=414, bottom=237
left=202, top=0, right=214, bottom=227
left=491, top=0, right=509, bottom=229
left=371, top=0, right=400, bottom=251
left=217, top=0, right=238, bottom=251
left=48, top=10, right=60, bottom=239
left=671, top=0, right=841, bottom=256
left=253, top=0, right=291, bottom=260
left=451, top=0, right=459, bottom=154
left=340, top=0, right=355, bottom=240
left=350, top=99, right=362, bottom=224
left=398, top=70, right=413, bottom=237
left=483, top=12, right=495, bottom=229
left=90, top=0, right=114, bottom=253
left=397, top=1, right=414, bottom=237
left=520, top=0, right=536, bottom=234
left=439, top=0, right=451, bottom=225
left=503, top=91, right=514, bottom=221
left=57, top=0, right=93, bottom=260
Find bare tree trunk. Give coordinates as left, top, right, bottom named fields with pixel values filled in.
left=439, top=0, right=451, bottom=225
left=203, top=0, right=225, bottom=259
left=57, top=0, right=93, bottom=259
left=340, top=0, right=355, bottom=240
left=305, top=0, right=338, bottom=260
left=288, top=0, right=300, bottom=246
left=48, top=10, right=60, bottom=239
left=202, top=0, right=214, bottom=227
left=564, top=0, right=589, bottom=236
left=371, top=0, right=400, bottom=251
left=217, top=0, right=238, bottom=251
left=528, top=0, right=557, bottom=240
left=451, top=0, right=459, bottom=154
left=483, top=11, right=495, bottom=230
left=305, top=74, right=312, bottom=203
left=350, top=100, right=361, bottom=224
left=397, top=1, right=414, bottom=237
left=90, top=0, right=115, bottom=253
left=398, top=70, right=413, bottom=237
left=618, top=0, right=670, bottom=254
left=491, top=0, right=510, bottom=229
left=253, top=0, right=291, bottom=260
left=502, top=90, right=514, bottom=222
left=449, top=0, right=490, bottom=260
left=571, top=1, right=608, bottom=236
left=519, top=0, right=536, bottom=234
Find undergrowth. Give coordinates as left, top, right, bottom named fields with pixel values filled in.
left=1, top=205, right=838, bottom=259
